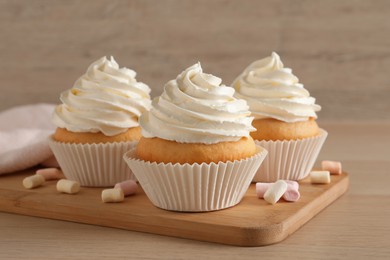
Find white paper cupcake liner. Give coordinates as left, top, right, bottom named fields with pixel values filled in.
left=123, top=146, right=267, bottom=212
left=253, top=129, right=328, bottom=182
left=49, top=137, right=137, bottom=187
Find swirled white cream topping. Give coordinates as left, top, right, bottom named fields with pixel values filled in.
left=52, top=56, right=151, bottom=136
left=233, top=52, right=321, bottom=122
left=139, top=63, right=255, bottom=144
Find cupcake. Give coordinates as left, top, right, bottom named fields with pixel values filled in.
left=233, top=52, right=327, bottom=182
left=124, top=63, right=267, bottom=212
left=49, top=56, right=151, bottom=186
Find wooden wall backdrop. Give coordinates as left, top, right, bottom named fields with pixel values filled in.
left=0, top=0, right=389, bottom=121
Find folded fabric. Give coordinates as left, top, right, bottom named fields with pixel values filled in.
left=0, top=103, right=59, bottom=175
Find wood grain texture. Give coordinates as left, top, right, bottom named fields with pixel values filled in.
left=0, top=170, right=348, bottom=246
left=0, top=0, right=390, bottom=121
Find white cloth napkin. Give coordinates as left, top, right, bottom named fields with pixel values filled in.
left=0, top=103, right=59, bottom=175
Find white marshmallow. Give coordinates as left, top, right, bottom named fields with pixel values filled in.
left=102, top=188, right=124, bottom=203
left=263, top=180, right=288, bottom=204
left=23, top=174, right=45, bottom=189
left=310, top=171, right=331, bottom=184
left=285, top=180, right=299, bottom=190
left=56, top=179, right=80, bottom=194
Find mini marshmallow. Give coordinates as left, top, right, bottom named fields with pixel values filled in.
left=256, top=181, right=300, bottom=202
left=114, top=180, right=138, bottom=196
left=283, top=181, right=300, bottom=202
left=23, top=174, right=45, bottom=189
left=56, top=179, right=80, bottom=194
left=283, top=188, right=300, bottom=202
left=321, top=160, right=342, bottom=175
left=264, top=180, right=288, bottom=204
left=285, top=180, right=299, bottom=190
left=102, top=188, right=124, bottom=203
left=36, top=168, right=63, bottom=180
left=256, top=183, right=272, bottom=198
left=310, top=171, right=331, bottom=184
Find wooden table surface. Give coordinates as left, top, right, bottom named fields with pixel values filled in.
left=0, top=122, right=389, bottom=259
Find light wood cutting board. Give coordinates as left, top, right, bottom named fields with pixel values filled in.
left=0, top=169, right=348, bottom=246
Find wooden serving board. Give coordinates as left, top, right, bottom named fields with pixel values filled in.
left=0, top=169, right=348, bottom=246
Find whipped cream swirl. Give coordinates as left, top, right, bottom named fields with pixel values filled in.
left=140, top=63, right=255, bottom=144
left=53, top=56, right=151, bottom=136
left=233, top=52, right=321, bottom=122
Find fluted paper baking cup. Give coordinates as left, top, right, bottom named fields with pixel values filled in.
left=49, top=137, right=137, bottom=187
left=123, top=146, right=267, bottom=212
left=253, top=129, right=328, bottom=182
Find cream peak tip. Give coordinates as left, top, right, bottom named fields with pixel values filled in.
left=195, top=61, right=202, bottom=69
left=271, top=51, right=280, bottom=59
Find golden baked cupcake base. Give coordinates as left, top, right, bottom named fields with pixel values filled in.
left=53, top=127, right=142, bottom=144
left=251, top=118, right=319, bottom=141
left=136, top=136, right=257, bottom=164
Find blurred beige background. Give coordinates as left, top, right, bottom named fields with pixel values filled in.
left=0, top=0, right=389, bottom=122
